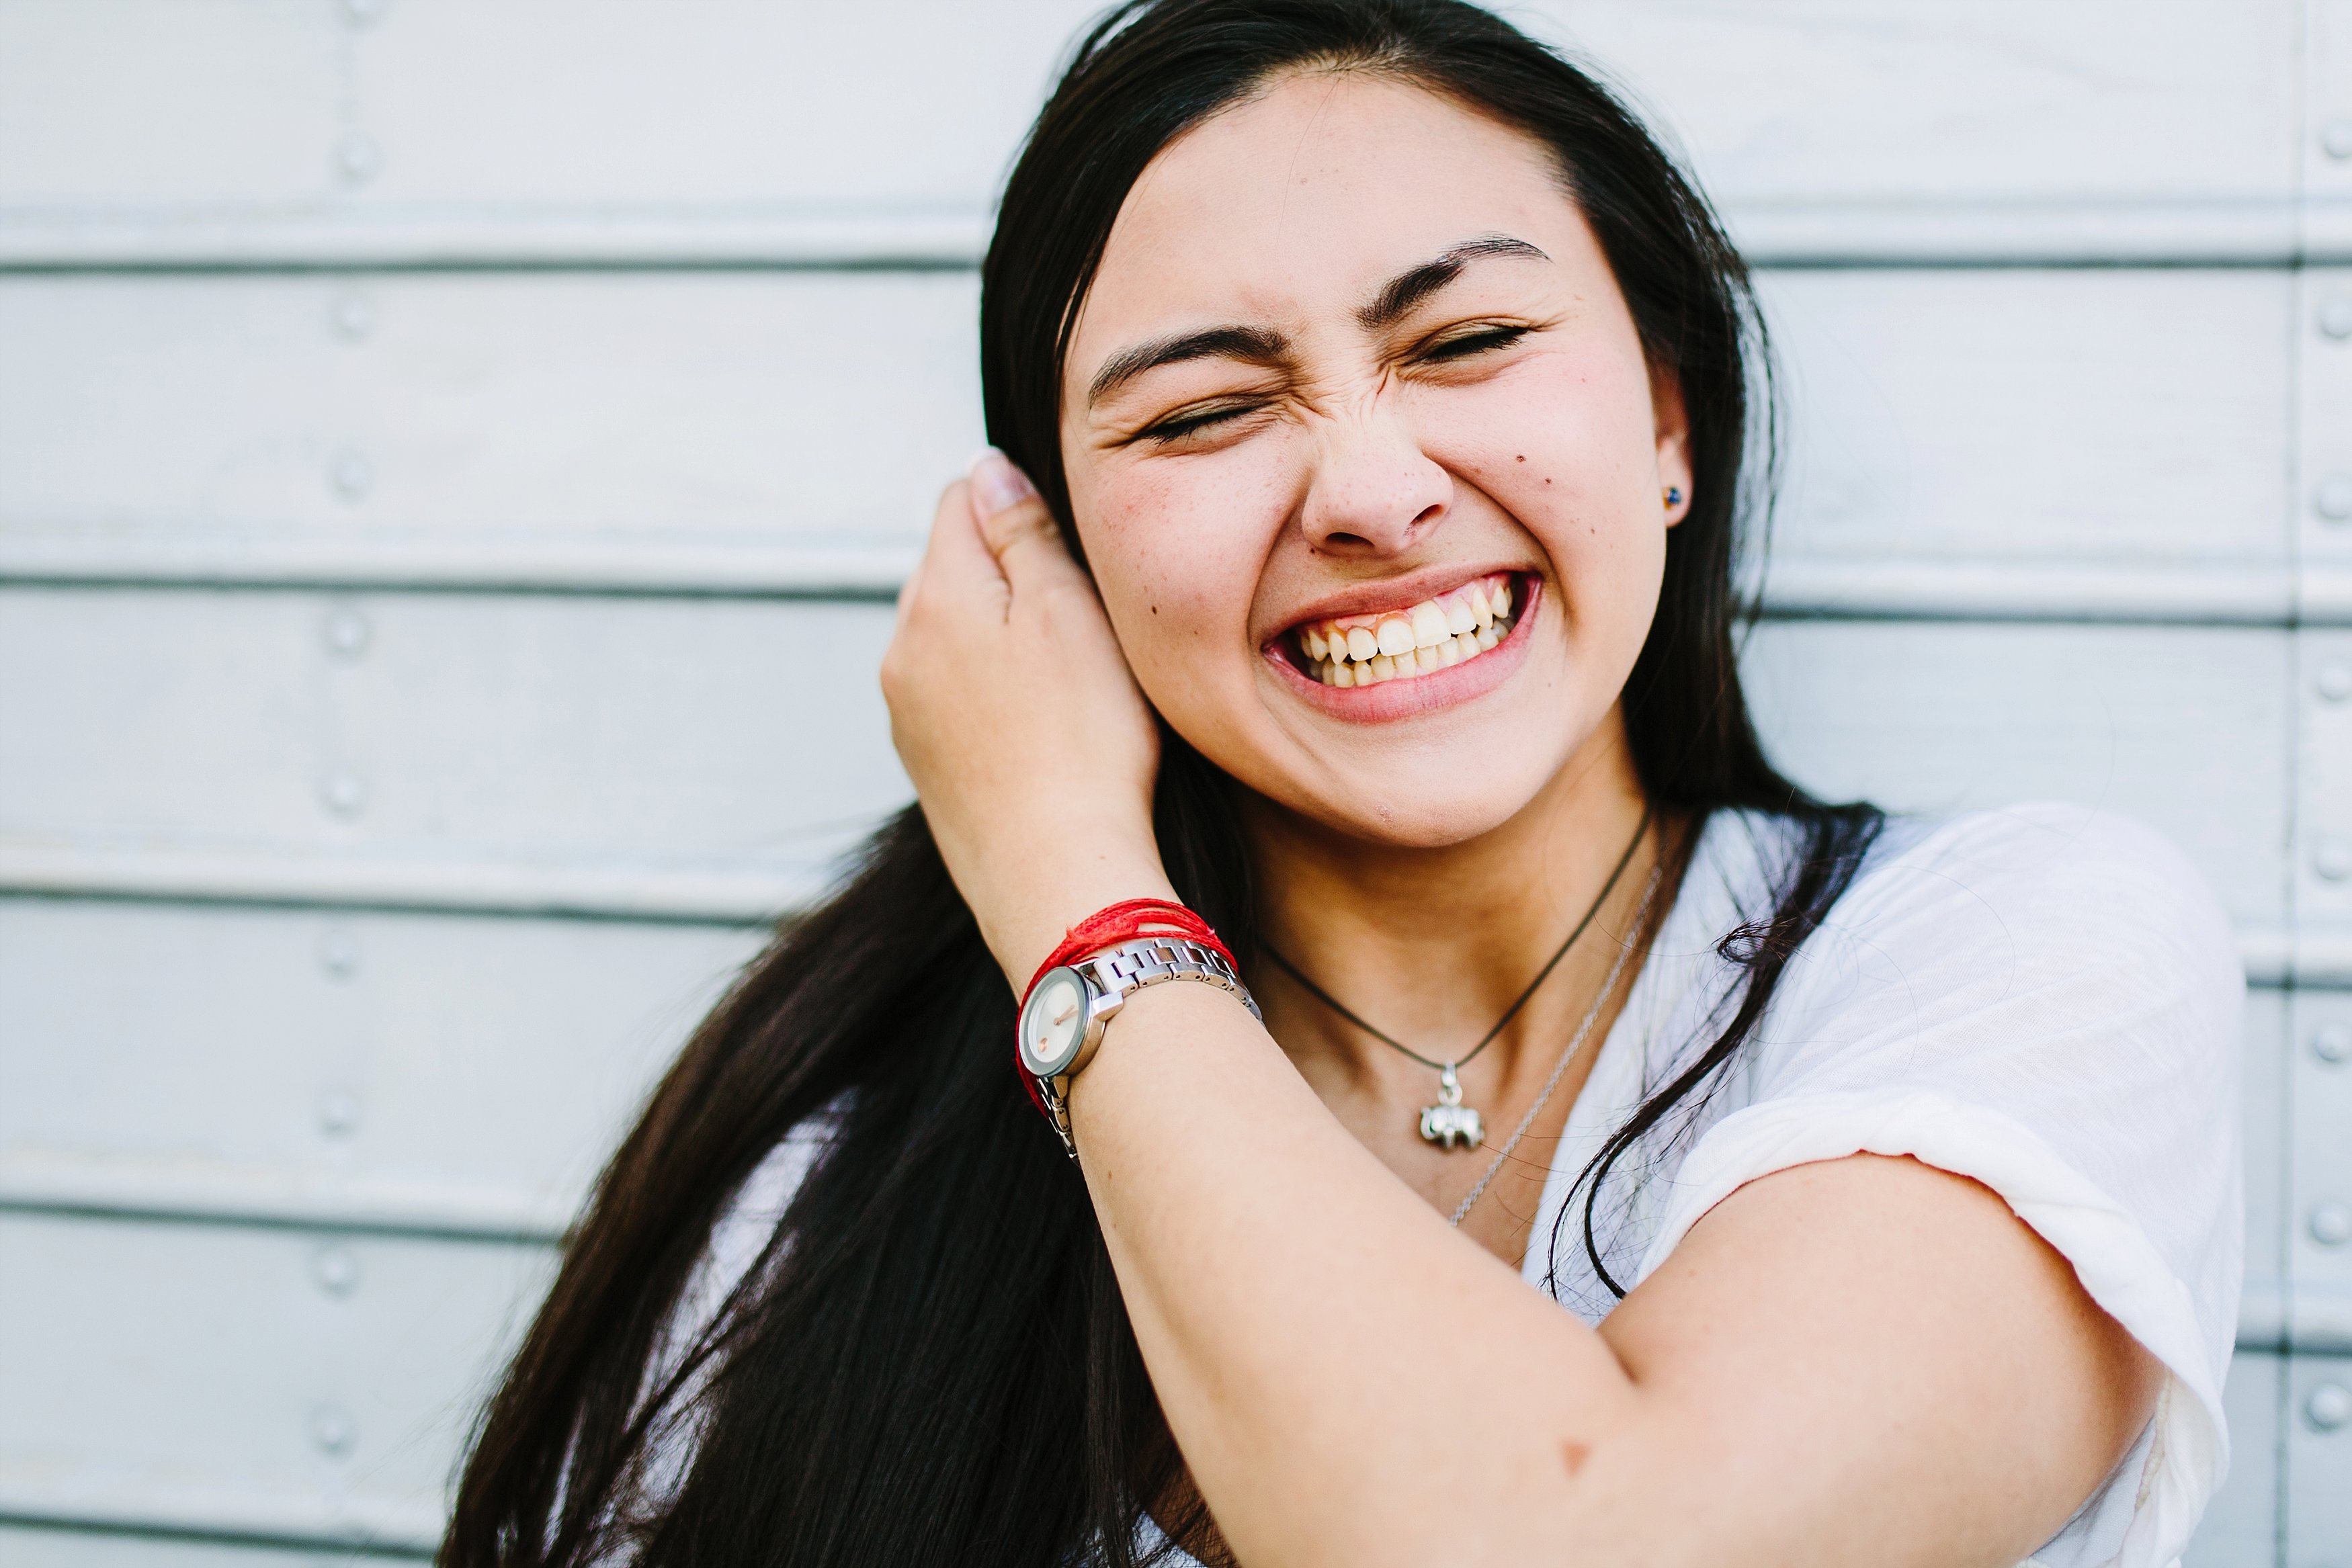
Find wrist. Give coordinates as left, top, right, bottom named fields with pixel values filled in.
left=981, top=836, right=1177, bottom=992
left=1015, top=904, right=1260, bottom=1158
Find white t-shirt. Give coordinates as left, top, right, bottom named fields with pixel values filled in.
left=632, top=803, right=2245, bottom=1568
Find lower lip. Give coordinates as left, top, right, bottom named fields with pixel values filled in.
left=1263, top=576, right=1543, bottom=722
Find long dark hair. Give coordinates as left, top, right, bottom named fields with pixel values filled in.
left=444, top=3, right=1879, bottom=1563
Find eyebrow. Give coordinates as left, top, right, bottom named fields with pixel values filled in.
left=1086, top=324, right=1292, bottom=406
left=1357, top=233, right=1550, bottom=331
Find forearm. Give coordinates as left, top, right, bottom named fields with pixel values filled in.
left=1069, top=979, right=1640, bottom=1567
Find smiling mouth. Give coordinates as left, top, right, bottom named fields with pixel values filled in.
left=1286, top=570, right=1523, bottom=687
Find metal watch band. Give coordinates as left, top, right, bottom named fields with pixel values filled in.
left=1032, top=935, right=1260, bottom=1158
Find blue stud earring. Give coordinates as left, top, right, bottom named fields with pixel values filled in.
left=1663, top=486, right=1684, bottom=509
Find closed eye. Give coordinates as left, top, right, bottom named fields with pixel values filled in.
left=1133, top=400, right=1265, bottom=445
left=1417, top=324, right=1531, bottom=362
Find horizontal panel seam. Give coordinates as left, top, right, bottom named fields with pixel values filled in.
left=0, top=1504, right=436, bottom=1559
left=5, top=562, right=2347, bottom=625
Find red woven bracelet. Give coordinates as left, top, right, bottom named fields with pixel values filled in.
left=1014, top=898, right=1240, bottom=1121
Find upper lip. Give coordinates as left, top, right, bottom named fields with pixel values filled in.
left=1267, top=564, right=1531, bottom=643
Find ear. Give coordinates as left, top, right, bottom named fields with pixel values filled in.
left=1651, top=362, right=1694, bottom=527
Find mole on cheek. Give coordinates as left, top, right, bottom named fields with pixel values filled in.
left=1515, top=454, right=1525, bottom=462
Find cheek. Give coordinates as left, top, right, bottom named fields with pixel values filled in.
left=1418, top=351, right=1658, bottom=513
left=1418, top=353, right=1665, bottom=592
left=1070, top=454, right=1290, bottom=679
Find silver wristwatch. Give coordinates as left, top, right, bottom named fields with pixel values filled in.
left=1017, top=935, right=1260, bottom=1158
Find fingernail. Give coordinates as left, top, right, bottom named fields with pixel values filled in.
left=970, top=449, right=1038, bottom=515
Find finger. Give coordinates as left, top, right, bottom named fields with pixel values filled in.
left=893, top=484, right=969, bottom=631
left=968, top=449, right=1084, bottom=589
left=902, top=478, right=1010, bottom=636
left=917, top=474, right=1016, bottom=597
left=891, top=546, right=923, bottom=633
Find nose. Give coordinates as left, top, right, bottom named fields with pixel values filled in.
left=1298, top=402, right=1450, bottom=557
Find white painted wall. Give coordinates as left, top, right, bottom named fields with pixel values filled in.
left=0, top=1, right=2346, bottom=1561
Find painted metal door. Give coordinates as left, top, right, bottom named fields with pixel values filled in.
left=0, top=1, right=2344, bottom=1560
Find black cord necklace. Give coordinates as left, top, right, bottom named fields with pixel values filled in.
left=1261, top=805, right=1654, bottom=1152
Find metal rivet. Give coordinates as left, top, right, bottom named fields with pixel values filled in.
left=2321, top=662, right=2352, bottom=703
left=329, top=451, right=372, bottom=502
left=2313, top=1201, right=2352, bottom=1248
left=2319, top=474, right=2352, bottom=524
left=2318, top=840, right=2352, bottom=883
left=317, top=1089, right=361, bottom=1135
left=313, top=1245, right=361, bottom=1297
left=2308, top=1381, right=2352, bottom=1433
left=2323, top=298, right=2352, bottom=342
left=323, top=607, right=370, bottom=660
left=2318, top=1024, right=2352, bottom=1065
left=321, top=771, right=366, bottom=818
left=333, top=131, right=380, bottom=187
left=308, top=1405, right=355, bottom=1457
left=2327, top=119, right=2352, bottom=161
left=331, top=294, right=374, bottom=343
left=317, top=929, right=360, bottom=977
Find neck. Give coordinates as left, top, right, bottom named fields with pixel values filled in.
left=1243, top=710, right=1661, bottom=1104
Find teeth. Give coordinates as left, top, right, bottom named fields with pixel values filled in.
left=1295, top=573, right=1520, bottom=688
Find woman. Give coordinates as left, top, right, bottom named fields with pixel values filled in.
left=446, top=3, right=2242, bottom=1564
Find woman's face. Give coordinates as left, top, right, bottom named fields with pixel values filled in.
left=1059, top=71, right=1689, bottom=848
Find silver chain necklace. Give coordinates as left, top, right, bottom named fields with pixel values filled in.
left=1447, top=859, right=1664, bottom=1228
left=1263, top=808, right=1652, bottom=1153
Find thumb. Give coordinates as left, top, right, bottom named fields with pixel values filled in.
left=968, top=449, right=1078, bottom=584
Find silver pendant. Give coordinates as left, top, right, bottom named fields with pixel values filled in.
left=1418, top=1063, right=1485, bottom=1150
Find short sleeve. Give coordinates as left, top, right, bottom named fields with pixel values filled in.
left=1629, top=805, right=2244, bottom=1568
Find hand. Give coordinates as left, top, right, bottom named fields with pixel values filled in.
left=881, top=451, right=1176, bottom=990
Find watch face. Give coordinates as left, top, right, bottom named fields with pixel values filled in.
left=1019, top=968, right=1089, bottom=1077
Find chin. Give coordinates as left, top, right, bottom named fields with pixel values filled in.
left=1261, top=748, right=1574, bottom=849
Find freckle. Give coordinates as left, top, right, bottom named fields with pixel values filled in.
left=1515, top=453, right=1525, bottom=462
left=1560, top=1439, right=1591, bottom=1477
